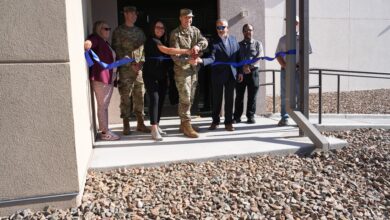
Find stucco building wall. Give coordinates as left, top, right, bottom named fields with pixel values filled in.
left=265, top=0, right=390, bottom=95
left=0, top=0, right=94, bottom=215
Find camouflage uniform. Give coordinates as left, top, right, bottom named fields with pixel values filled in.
left=112, top=24, right=146, bottom=120
left=169, top=25, right=208, bottom=122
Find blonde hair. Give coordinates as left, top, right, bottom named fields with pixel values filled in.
left=216, top=18, right=228, bottom=26
left=92, top=21, right=107, bottom=37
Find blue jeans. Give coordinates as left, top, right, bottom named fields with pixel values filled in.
left=280, top=69, right=300, bottom=120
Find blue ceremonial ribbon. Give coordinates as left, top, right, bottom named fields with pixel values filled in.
left=211, top=49, right=296, bottom=67
left=84, top=49, right=135, bottom=70
left=146, top=56, right=173, bottom=61
left=84, top=49, right=296, bottom=69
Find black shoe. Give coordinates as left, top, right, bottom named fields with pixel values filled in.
left=208, top=123, right=219, bottom=130
left=278, top=119, right=289, bottom=126
left=233, top=118, right=241, bottom=124
left=247, top=118, right=256, bottom=124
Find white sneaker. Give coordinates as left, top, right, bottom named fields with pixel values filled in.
left=157, top=126, right=167, bottom=135
left=151, top=129, right=163, bottom=141
left=100, top=130, right=120, bottom=141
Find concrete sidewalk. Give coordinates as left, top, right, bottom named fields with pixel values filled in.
left=312, top=114, right=390, bottom=131
left=268, top=113, right=390, bottom=131
left=90, top=116, right=347, bottom=170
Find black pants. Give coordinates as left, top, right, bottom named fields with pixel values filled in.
left=211, top=74, right=236, bottom=124
left=144, top=77, right=167, bottom=125
left=234, top=69, right=259, bottom=120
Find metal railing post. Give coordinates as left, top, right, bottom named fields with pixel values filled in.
left=337, top=75, right=340, bottom=114
left=319, top=69, right=322, bottom=124
left=272, top=70, right=276, bottom=113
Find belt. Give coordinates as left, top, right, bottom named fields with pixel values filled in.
left=281, top=65, right=299, bottom=70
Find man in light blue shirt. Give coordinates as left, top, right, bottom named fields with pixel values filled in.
left=275, top=16, right=312, bottom=126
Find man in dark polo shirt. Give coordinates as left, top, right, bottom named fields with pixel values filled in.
left=233, top=24, right=264, bottom=124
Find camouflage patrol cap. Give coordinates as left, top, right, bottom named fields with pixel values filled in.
left=180, top=8, right=194, bottom=17
left=123, top=6, right=137, bottom=13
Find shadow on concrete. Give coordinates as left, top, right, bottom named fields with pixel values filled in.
left=94, top=133, right=309, bottom=149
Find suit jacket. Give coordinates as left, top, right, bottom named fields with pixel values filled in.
left=203, top=35, right=240, bottom=84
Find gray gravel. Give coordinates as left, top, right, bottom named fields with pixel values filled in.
left=266, top=89, right=390, bottom=114
left=2, top=129, right=389, bottom=220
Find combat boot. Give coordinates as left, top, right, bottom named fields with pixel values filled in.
left=179, top=121, right=200, bottom=133
left=123, top=118, right=131, bottom=135
left=136, top=116, right=150, bottom=133
left=182, top=121, right=199, bottom=138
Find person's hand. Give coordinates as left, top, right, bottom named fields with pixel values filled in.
left=189, top=57, right=203, bottom=66
left=191, top=45, right=200, bottom=55
left=237, top=74, right=243, bottom=83
left=185, top=49, right=192, bottom=56
left=84, top=40, right=92, bottom=51
left=243, top=65, right=251, bottom=74
left=188, top=58, right=198, bottom=65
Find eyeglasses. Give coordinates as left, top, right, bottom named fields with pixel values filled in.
left=216, top=26, right=227, bottom=31
left=243, top=29, right=253, bottom=32
left=102, top=27, right=111, bottom=31
left=155, top=26, right=165, bottom=30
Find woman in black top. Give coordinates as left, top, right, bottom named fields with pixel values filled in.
left=143, top=20, right=191, bottom=141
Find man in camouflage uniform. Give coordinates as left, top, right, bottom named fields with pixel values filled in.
left=112, top=6, right=149, bottom=135
left=170, top=8, right=208, bottom=138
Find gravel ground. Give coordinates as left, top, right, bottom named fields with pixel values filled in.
left=266, top=89, right=390, bottom=114
left=3, top=129, right=389, bottom=220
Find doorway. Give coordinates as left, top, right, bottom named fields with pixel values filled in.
left=117, top=0, right=218, bottom=117
left=117, top=0, right=217, bottom=38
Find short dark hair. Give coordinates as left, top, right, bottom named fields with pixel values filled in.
left=123, top=6, right=137, bottom=13
left=242, top=24, right=253, bottom=32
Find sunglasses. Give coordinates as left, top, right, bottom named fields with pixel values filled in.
left=102, top=27, right=112, bottom=31
left=216, top=26, right=227, bottom=31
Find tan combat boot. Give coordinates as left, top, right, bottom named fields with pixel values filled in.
left=123, top=118, right=131, bottom=135
left=182, top=121, right=199, bottom=138
left=179, top=121, right=200, bottom=133
left=136, top=116, right=150, bottom=133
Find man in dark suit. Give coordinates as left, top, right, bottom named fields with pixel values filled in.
left=192, top=19, right=240, bottom=131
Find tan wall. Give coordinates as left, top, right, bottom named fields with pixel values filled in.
left=91, top=0, right=118, bottom=43
left=265, top=0, right=390, bottom=95
left=65, top=0, right=95, bottom=207
left=219, top=0, right=267, bottom=113
left=0, top=0, right=94, bottom=215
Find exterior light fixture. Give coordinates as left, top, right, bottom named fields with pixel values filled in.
left=240, top=10, right=248, bottom=18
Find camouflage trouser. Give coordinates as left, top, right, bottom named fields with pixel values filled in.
left=175, top=72, right=198, bottom=122
left=118, top=70, right=145, bottom=119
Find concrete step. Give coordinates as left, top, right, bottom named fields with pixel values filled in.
left=268, top=113, right=390, bottom=131
left=90, top=117, right=347, bottom=170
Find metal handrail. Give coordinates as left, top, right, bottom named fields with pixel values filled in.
left=310, top=69, right=390, bottom=121
left=310, top=68, right=390, bottom=76
left=259, top=69, right=281, bottom=114
left=260, top=68, right=390, bottom=124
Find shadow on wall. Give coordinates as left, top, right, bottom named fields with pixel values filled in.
left=228, top=13, right=242, bottom=27
left=265, top=0, right=284, bottom=8
left=378, top=25, right=390, bottom=37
